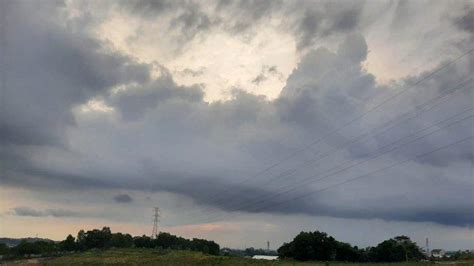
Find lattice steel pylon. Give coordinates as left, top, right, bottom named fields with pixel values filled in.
left=151, top=207, right=160, bottom=239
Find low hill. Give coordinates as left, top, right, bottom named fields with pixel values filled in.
left=0, top=237, right=54, bottom=247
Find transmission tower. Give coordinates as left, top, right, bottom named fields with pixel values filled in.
left=425, top=238, right=430, bottom=257
left=151, top=207, right=160, bottom=239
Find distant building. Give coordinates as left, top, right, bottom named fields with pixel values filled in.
left=431, top=249, right=446, bottom=258
left=252, top=255, right=279, bottom=260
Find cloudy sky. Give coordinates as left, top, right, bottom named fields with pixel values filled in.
left=1, top=0, right=473, bottom=250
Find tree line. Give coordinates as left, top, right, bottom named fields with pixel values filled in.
left=278, top=231, right=425, bottom=262
left=0, top=227, right=219, bottom=259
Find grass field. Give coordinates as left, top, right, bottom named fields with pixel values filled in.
left=3, top=249, right=462, bottom=266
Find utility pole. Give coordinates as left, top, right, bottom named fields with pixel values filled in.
left=267, top=240, right=270, bottom=251
left=151, top=207, right=160, bottom=239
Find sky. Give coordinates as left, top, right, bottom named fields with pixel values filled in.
left=0, top=0, right=473, bottom=251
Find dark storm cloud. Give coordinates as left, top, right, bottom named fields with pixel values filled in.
left=12, top=207, right=78, bottom=218
left=0, top=0, right=150, bottom=146
left=2, top=1, right=473, bottom=228
left=454, top=9, right=474, bottom=33
left=299, top=202, right=474, bottom=227
left=114, top=194, right=133, bottom=203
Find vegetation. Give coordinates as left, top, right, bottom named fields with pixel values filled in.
left=0, top=227, right=219, bottom=260
left=368, top=236, right=425, bottom=262
left=1, top=227, right=472, bottom=265
left=5, top=240, right=59, bottom=258
left=40, top=249, right=472, bottom=265
left=440, top=250, right=474, bottom=261
left=133, top=232, right=220, bottom=255
left=0, top=243, right=10, bottom=256
left=0, top=237, right=53, bottom=248
left=278, top=231, right=424, bottom=262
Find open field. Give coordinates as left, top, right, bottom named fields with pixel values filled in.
left=3, top=249, right=473, bottom=266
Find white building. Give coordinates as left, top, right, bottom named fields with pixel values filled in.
left=431, top=249, right=445, bottom=258
left=252, top=255, right=279, bottom=260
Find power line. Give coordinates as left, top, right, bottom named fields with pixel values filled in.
left=190, top=108, right=473, bottom=224
left=195, top=134, right=473, bottom=226
left=214, top=109, right=473, bottom=220
left=189, top=48, right=473, bottom=210
left=196, top=79, right=471, bottom=215
left=182, top=78, right=472, bottom=221
left=264, top=135, right=473, bottom=212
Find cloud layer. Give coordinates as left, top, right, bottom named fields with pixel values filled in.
left=12, top=207, right=78, bottom=218
left=1, top=0, right=473, bottom=237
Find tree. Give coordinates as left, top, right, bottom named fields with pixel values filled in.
left=110, top=233, right=133, bottom=248
left=278, top=231, right=424, bottom=263
left=12, top=240, right=58, bottom=256
left=76, top=227, right=112, bottom=249
left=133, top=235, right=153, bottom=248
left=60, top=234, right=76, bottom=251
left=0, top=243, right=10, bottom=255
left=278, top=242, right=294, bottom=258
left=278, top=231, right=340, bottom=261
left=368, top=236, right=424, bottom=262
left=369, top=239, right=406, bottom=262
left=335, top=242, right=364, bottom=262
left=76, top=230, right=86, bottom=251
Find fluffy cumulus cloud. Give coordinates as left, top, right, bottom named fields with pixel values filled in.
left=1, top=0, right=473, bottom=248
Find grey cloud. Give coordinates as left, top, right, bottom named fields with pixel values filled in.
left=126, top=0, right=218, bottom=49
left=0, top=1, right=150, bottom=146
left=332, top=8, right=361, bottom=33
left=177, top=67, right=206, bottom=77
left=251, top=65, right=284, bottom=85
left=114, top=194, right=133, bottom=203
left=215, top=0, right=363, bottom=49
left=120, top=0, right=365, bottom=51
left=106, top=73, right=204, bottom=121
left=127, top=0, right=175, bottom=14
left=294, top=10, right=321, bottom=50
left=12, top=207, right=78, bottom=218
left=169, top=4, right=217, bottom=42
left=215, top=0, right=282, bottom=33
left=337, top=33, right=368, bottom=63
left=454, top=9, right=474, bottom=33
left=251, top=73, right=267, bottom=85
left=289, top=2, right=364, bottom=50
left=278, top=34, right=375, bottom=136
left=47, top=209, right=80, bottom=217
left=2, top=2, right=473, bottom=228
left=12, top=207, right=44, bottom=217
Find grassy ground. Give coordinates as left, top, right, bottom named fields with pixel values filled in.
left=3, top=249, right=473, bottom=266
